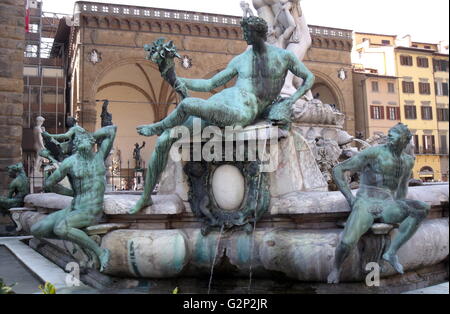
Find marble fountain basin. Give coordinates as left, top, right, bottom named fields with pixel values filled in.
left=10, top=184, right=449, bottom=283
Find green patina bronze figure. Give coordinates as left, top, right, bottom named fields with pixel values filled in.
left=328, top=123, right=430, bottom=284
left=130, top=16, right=315, bottom=214
left=31, top=125, right=117, bottom=271
left=0, top=163, right=30, bottom=215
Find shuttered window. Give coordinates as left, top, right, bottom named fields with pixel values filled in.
left=402, top=81, right=415, bottom=93
left=405, top=105, right=417, bottom=119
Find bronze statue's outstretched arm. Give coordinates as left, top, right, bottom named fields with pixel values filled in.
left=45, top=161, right=70, bottom=191
left=43, top=127, right=78, bottom=142
left=179, top=58, right=238, bottom=92
left=332, top=148, right=374, bottom=207
left=286, top=51, right=315, bottom=103
left=92, top=125, right=118, bottom=160
left=395, top=156, right=414, bottom=200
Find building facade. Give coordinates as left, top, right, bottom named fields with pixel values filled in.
left=353, top=71, right=400, bottom=139
left=353, top=32, right=449, bottom=182
left=0, top=0, right=25, bottom=193
left=395, top=45, right=442, bottom=181
left=433, top=53, right=449, bottom=181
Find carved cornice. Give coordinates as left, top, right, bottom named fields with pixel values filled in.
left=76, top=1, right=353, bottom=50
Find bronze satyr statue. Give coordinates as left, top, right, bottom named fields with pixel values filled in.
left=328, top=123, right=430, bottom=284
left=131, top=16, right=315, bottom=214
left=0, top=163, right=30, bottom=215
left=31, top=125, right=117, bottom=271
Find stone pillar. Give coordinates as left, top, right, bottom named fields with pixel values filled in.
left=0, top=0, right=25, bottom=194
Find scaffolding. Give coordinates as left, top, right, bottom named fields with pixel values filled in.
left=23, top=0, right=70, bottom=177
left=23, top=1, right=69, bottom=133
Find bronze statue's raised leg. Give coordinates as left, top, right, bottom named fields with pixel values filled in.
left=381, top=200, right=430, bottom=274
left=52, top=210, right=110, bottom=272
left=130, top=130, right=177, bottom=214
left=328, top=202, right=374, bottom=284
left=30, top=206, right=71, bottom=238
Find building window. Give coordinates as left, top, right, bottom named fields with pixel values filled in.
left=388, top=82, right=395, bottom=93
left=144, top=10, right=150, bottom=16
left=213, top=17, right=218, bottom=23
left=164, top=12, right=170, bottom=18
left=371, top=81, right=379, bottom=92
left=421, top=106, right=433, bottom=120
left=102, top=6, right=108, bottom=13
left=437, top=108, right=449, bottom=121
left=123, top=8, right=129, bottom=14
left=387, top=107, right=400, bottom=120
left=382, top=40, right=391, bottom=45
left=419, top=82, right=431, bottom=95
left=440, top=135, right=448, bottom=155
left=433, top=59, right=449, bottom=72
left=91, top=5, right=97, bottom=12
left=29, top=24, right=39, bottom=33
left=194, top=15, right=199, bottom=21
left=174, top=13, right=180, bottom=19
left=423, top=135, right=436, bottom=154
left=402, top=81, right=415, bottom=93
left=134, top=9, right=140, bottom=15
left=154, top=11, right=160, bottom=17
left=400, top=55, right=413, bottom=66
left=24, top=44, right=38, bottom=58
left=370, top=106, right=384, bottom=120
left=184, top=14, right=189, bottom=19
left=417, top=57, right=429, bottom=68
left=203, top=16, right=209, bottom=22
left=405, top=105, right=417, bottom=119
left=444, top=82, right=449, bottom=96
left=113, top=7, right=119, bottom=14
left=413, top=135, right=420, bottom=154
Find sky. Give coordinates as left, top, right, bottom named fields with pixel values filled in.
left=41, top=0, right=449, bottom=44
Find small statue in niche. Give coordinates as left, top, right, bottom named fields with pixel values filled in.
left=327, top=124, right=430, bottom=284
left=31, top=125, right=117, bottom=272
left=133, top=142, right=146, bottom=170
left=0, top=163, right=30, bottom=215
left=100, top=99, right=113, bottom=127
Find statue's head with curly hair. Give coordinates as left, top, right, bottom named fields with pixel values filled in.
left=241, top=16, right=268, bottom=44
left=388, top=123, right=413, bottom=149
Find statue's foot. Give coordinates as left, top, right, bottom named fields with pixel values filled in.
left=327, top=269, right=341, bottom=284
left=382, top=252, right=404, bottom=274
left=99, top=248, right=110, bottom=272
left=137, top=123, right=164, bottom=137
left=129, top=197, right=153, bottom=214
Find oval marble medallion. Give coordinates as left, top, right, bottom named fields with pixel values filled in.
left=211, top=165, right=245, bottom=211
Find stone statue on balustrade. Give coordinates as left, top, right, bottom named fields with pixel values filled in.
left=129, top=16, right=315, bottom=214
left=31, top=124, right=117, bottom=272
left=133, top=142, right=146, bottom=170
left=0, top=163, right=30, bottom=216
left=32, top=116, right=46, bottom=176
left=240, top=1, right=255, bottom=18
left=327, top=123, right=430, bottom=284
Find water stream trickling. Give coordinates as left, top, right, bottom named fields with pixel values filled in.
left=247, top=213, right=257, bottom=294
left=207, top=224, right=225, bottom=295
